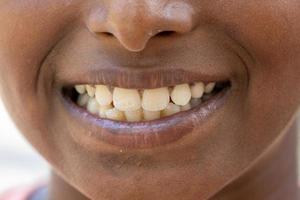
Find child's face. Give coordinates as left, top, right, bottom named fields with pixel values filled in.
left=0, top=1, right=299, bottom=199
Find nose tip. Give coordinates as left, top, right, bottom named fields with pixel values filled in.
left=87, top=1, right=195, bottom=52
left=110, top=22, right=158, bottom=52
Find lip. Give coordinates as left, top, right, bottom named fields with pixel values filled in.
left=52, top=29, right=245, bottom=150
left=57, top=68, right=231, bottom=89
left=59, top=82, right=231, bottom=149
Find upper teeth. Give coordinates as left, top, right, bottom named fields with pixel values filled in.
left=95, top=85, right=113, bottom=106
left=113, top=88, right=142, bottom=111
left=86, top=85, right=96, bottom=97
left=142, top=87, right=170, bottom=111
left=74, top=82, right=216, bottom=122
left=204, top=82, right=216, bottom=94
left=191, top=82, right=205, bottom=98
left=170, top=84, right=192, bottom=106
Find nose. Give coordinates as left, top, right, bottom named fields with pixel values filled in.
left=87, top=0, right=196, bottom=52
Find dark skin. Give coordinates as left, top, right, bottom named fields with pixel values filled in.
left=0, top=0, right=299, bottom=200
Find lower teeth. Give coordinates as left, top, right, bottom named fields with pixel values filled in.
left=67, top=81, right=228, bottom=122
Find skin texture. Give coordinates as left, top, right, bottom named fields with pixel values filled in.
left=0, top=0, right=300, bottom=199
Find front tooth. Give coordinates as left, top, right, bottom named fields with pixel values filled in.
left=87, top=98, right=100, bottom=114
left=125, top=109, right=142, bottom=122
left=142, top=87, right=169, bottom=111
left=105, top=108, right=125, bottom=121
left=171, top=84, right=191, bottom=106
left=204, top=82, right=216, bottom=93
left=143, top=110, right=160, bottom=121
left=161, top=103, right=181, bottom=117
left=113, top=88, right=141, bottom=111
left=86, top=85, right=96, bottom=97
left=95, top=85, right=113, bottom=106
left=77, top=94, right=90, bottom=107
left=75, top=85, right=86, bottom=94
left=191, top=82, right=204, bottom=98
left=181, top=103, right=191, bottom=111
left=99, top=104, right=113, bottom=118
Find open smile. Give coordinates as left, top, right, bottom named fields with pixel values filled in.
left=66, top=81, right=229, bottom=121
left=60, top=72, right=232, bottom=149
left=53, top=27, right=245, bottom=150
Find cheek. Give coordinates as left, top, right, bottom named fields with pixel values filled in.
left=0, top=1, right=76, bottom=94
left=223, top=1, right=300, bottom=136
left=0, top=1, right=78, bottom=113
left=244, top=63, right=300, bottom=145
left=198, top=0, right=300, bottom=179
left=0, top=1, right=79, bottom=163
left=205, top=1, right=300, bottom=129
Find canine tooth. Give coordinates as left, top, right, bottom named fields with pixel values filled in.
left=204, top=82, right=216, bottom=93
left=87, top=98, right=100, bottom=114
left=113, top=88, right=141, bottom=111
left=181, top=103, right=191, bottom=111
left=143, top=110, right=160, bottom=120
left=191, top=82, right=204, bottom=98
left=99, top=104, right=113, bottom=118
left=142, top=87, right=169, bottom=111
left=95, top=85, right=113, bottom=106
left=86, top=85, right=96, bottom=97
left=75, top=85, right=86, bottom=94
left=125, top=109, right=142, bottom=122
left=171, top=84, right=191, bottom=106
left=77, top=94, right=90, bottom=107
left=161, top=103, right=180, bottom=117
left=105, top=108, right=125, bottom=121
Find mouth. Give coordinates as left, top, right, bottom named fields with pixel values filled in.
left=61, top=78, right=231, bottom=149
left=64, top=81, right=229, bottom=121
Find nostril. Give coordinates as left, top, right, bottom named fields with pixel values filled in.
left=102, top=32, right=114, bottom=37
left=155, top=30, right=176, bottom=37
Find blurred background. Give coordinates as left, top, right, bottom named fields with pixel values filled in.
left=0, top=99, right=299, bottom=193
left=0, top=100, right=48, bottom=193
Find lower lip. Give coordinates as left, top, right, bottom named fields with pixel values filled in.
left=60, top=87, right=230, bottom=150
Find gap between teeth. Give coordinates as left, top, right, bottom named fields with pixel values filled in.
left=74, top=82, right=216, bottom=122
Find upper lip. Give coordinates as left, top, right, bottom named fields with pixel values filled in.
left=52, top=26, right=244, bottom=89
left=59, top=67, right=230, bottom=89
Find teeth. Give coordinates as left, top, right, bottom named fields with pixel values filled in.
left=105, top=108, right=125, bottom=121
left=143, top=110, right=161, bottom=121
left=74, top=81, right=219, bottom=122
left=181, top=103, right=191, bottom=111
left=204, top=82, right=216, bottom=94
left=75, top=85, right=86, bottom=94
left=142, top=87, right=169, bottom=111
left=171, top=84, right=191, bottom=106
left=95, top=85, right=113, bottom=106
left=86, top=98, right=100, bottom=114
left=86, top=85, right=96, bottom=97
left=113, top=88, right=141, bottom=111
left=77, top=94, right=90, bottom=107
left=161, top=103, right=181, bottom=117
left=99, top=104, right=113, bottom=118
left=125, top=109, right=143, bottom=122
left=190, top=98, right=201, bottom=107
left=191, top=82, right=205, bottom=98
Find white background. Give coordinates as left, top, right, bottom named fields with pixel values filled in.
left=0, top=100, right=299, bottom=194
